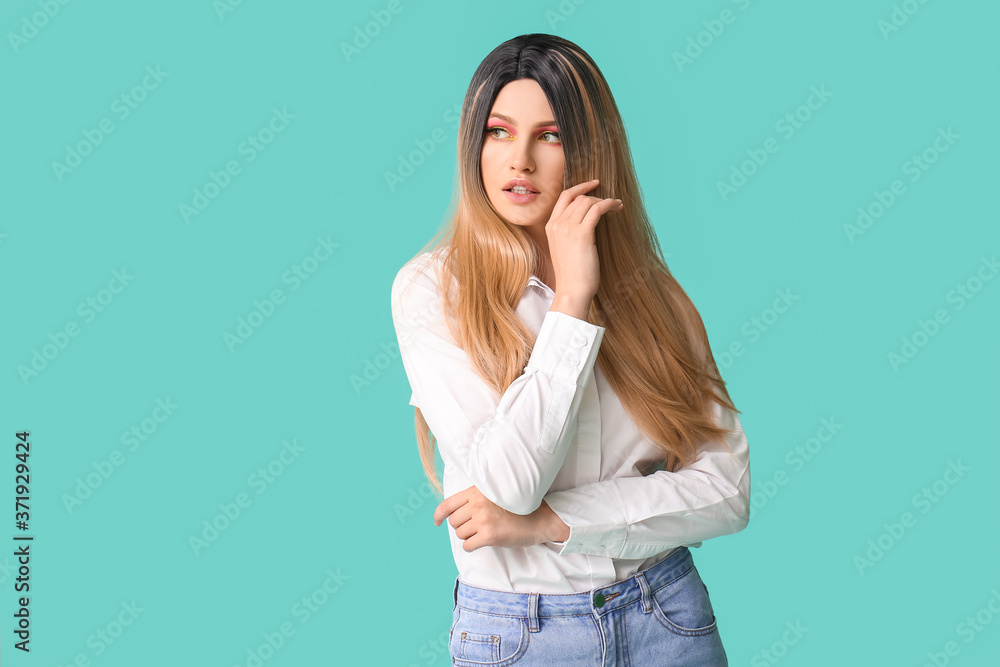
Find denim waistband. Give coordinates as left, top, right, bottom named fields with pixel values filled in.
left=453, top=546, right=692, bottom=623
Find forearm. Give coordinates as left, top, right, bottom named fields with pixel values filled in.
left=396, top=276, right=606, bottom=515
left=549, top=294, right=593, bottom=323
left=536, top=500, right=571, bottom=543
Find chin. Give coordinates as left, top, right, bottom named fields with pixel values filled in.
left=501, top=211, right=545, bottom=228
left=491, top=201, right=546, bottom=226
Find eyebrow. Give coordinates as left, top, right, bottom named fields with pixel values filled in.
left=487, top=113, right=558, bottom=128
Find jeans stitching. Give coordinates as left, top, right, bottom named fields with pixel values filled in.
left=450, top=611, right=530, bottom=667
left=649, top=566, right=718, bottom=636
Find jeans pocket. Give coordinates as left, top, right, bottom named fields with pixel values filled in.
left=650, top=564, right=719, bottom=637
left=450, top=607, right=529, bottom=666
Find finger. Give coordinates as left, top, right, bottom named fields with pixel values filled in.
left=551, top=179, right=600, bottom=220
left=434, top=493, right=461, bottom=526
left=454, top=514, right=477, bottom=541
left=580, top=198, right=623, bottom=230
left=432, top=501, right=444, bottom=526
left=554, top=194, right=601, bottom=227
left=462, top=531, right=483, bottom=552
left=563, top=194, right=616, bottom=227
left=448, top=502, right=474, bottom=531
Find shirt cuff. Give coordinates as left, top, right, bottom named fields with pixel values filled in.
left=526, top=310, right=605, bottom=386
left=543, top=483, right=629, bottom=558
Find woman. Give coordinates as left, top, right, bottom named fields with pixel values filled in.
left=391, top=33, right=750, bottom=666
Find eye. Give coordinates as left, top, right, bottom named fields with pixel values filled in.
left=538, top=130, right=561, bottom=144
left=486, top=126, right=513, bottom=141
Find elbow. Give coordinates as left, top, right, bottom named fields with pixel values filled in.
left=468, top=455, right=548, bottom=516
left=730, top=475, right=751, bottom=534
left=474, top=483, right=542, bottom=516
left=496, top=493, right=543, bottom=517
left=709, top=465, right=751, bottom=538
left=733, top=501, right=750, bottom=534
left=714, top=493, right=749, bottom=540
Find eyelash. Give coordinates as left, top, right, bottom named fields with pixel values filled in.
left=486, top=126, right=561, bottom=144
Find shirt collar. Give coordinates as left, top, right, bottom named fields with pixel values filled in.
left=527, top=275, right=554, bottom=295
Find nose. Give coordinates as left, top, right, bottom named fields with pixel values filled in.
left=510, top=139, right=535, bottom=173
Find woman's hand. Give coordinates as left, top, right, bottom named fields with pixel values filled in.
left=434, top=485, right=569, bottom=551
left=545, top=179, right=623, bottom=304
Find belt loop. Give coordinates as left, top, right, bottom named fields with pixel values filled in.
left=527, top=593, right=540, bottom=632
left=635, top=572, right=653, bottom=614
left=453, top=577, right=460, bottom=610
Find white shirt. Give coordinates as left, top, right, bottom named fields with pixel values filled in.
left=391, top=249, right=751, bottom=594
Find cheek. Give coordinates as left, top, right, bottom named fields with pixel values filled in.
left=546, top=152, right=565, bottom=183
left=480, top=145, right=499, bottom=184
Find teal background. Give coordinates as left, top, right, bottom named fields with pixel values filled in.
left=1, top=0, right=998, bottom=664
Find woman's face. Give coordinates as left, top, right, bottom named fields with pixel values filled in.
left=480, top=78, right=565, bottom=232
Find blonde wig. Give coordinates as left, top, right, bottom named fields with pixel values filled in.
left=399, top=33, right=739, bottom=497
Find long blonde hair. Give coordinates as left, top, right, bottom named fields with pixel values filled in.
left=401, top=33, right=739, bottom=497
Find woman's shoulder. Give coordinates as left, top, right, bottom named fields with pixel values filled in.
left=391, top=248, right=454, bottom=311
left=393, top=248, right=445, bottom=289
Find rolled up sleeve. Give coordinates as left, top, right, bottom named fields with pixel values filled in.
left=391, top=256, right=605, bottom=515
left=543, top=399, right=751, bottom=559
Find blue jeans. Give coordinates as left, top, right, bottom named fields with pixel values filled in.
left=449, top=546, right=728, bottom=666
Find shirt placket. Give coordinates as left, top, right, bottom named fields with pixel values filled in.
left=580, top=360, right=619, bottom=580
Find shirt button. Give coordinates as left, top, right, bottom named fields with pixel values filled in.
left=570, top=358, right=579, bottom=365
left=576, top=336, right=586, bottom=345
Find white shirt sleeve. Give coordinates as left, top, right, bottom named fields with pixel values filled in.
left=391, top=258, right=606, bottom=515
left=542, top=398, right=751, bottom=559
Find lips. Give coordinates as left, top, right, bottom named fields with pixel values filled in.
left=502, top=178, right=539, bottom=193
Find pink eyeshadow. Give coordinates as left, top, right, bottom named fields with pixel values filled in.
left=487, top=119, right=515, bottom=134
